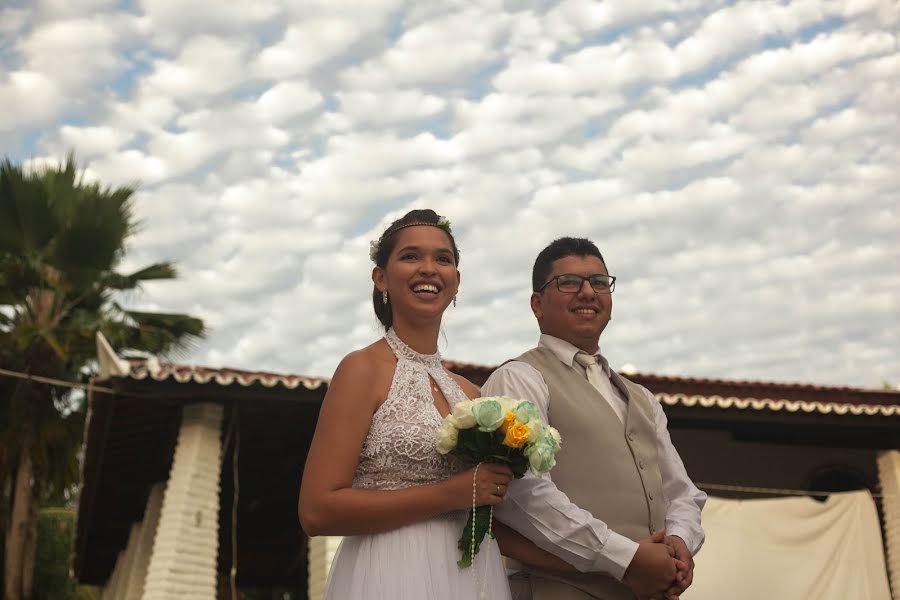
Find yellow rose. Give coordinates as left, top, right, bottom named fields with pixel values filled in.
left=502, top=422, right=531, bottom=449
left=499, top=411, right=516, bottom=434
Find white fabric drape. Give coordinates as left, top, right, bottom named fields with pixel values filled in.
left=683, top=490, right=891, bottom=600
left=878, top=450, right=900, bottom=600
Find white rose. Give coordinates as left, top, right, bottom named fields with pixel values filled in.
left=498, top=396, right=518, bottom=414
left=547, top=426, right=562, bottom=449
left=435, top=421, right=459, bottom=454
left=526, top=418, right=544, bottom=443
left=451, top=400, right=477, bottom=429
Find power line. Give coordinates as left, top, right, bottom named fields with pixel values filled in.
left=0, top=367, right=116, bottom=394
left=698, top=482, right=882, bottom=499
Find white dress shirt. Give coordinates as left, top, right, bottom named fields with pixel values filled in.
left=484, top=334, right=707, bottom=580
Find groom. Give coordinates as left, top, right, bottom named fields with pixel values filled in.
left=485, top=237, right=706, bottom=600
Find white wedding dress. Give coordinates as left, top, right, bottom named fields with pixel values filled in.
left=324, top=328, right=512, bottom=600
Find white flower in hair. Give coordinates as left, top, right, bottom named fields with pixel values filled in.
left=369, top=216, right=453, bottom=264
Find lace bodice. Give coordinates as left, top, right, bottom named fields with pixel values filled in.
left=353, top=329, right=467, bottom=490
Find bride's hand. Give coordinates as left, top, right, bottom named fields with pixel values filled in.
left=446, top=463, right=513, bottom=510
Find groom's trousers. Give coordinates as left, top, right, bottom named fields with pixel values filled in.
left=516, top=571, right=636, bottom=600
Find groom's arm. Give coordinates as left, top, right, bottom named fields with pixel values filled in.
left=646, top=387, right=707, bottom=556
left=483, top=362, right=639, bottom=580
left=643, top=386, right=707, bottom=595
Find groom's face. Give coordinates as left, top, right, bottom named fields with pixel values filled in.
left=531, top=254, right=612, bottom=353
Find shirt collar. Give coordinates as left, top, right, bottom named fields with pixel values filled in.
left=538, top=334, right=612, bottom=377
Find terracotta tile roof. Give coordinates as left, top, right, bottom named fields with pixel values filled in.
left=121, top=358, right=327, bottom=390
left=113, top=358, right=900, bottom=417
left=654, top=393, right=898, bottom=416
left=442, top=361, right=900, bottom=418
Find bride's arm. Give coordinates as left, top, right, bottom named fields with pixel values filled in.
left=493, top=521, right=579, bottom=572
left=299, top=350, right=510, bottom=537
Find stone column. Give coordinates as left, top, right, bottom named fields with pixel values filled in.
left=122, top=484, right=164, bottom=600
left=142, top=403, right=224, bottom=600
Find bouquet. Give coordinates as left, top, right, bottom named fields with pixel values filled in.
left=435, top=396, right=561, bottom=568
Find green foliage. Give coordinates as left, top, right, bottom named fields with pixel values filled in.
left=0, top=154, right=207, bottom=485
left=0, top=155, right=206, bottom=596
left=0, top=155, right=206, bottom=368
left=456, top=505, right=495, bottom=569
left=450, top=427, right=529, bottom=569
left=33, top=509, right=100, bottom=600
left=453, top=428, right=529, bottom=478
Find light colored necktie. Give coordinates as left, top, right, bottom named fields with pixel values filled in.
left=574, top=352, right=626, bottom=423
left=574, top=352, right=606, bottom=394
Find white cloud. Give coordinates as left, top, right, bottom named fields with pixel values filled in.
left=300, top=132, right=462, bottom=181
left=493, top=36, right=679, bottom=95
left=452, top=93, right=624, bottom=156
left=58, top=125, right=134, bottom=157
left=19, top=15, right=143, bottom=89
left=335, top=90, right=447, bottom=126
left=87, top=149, right=169, bottom=185
left=33, top=0, right=119, bottom=19
left=255, top=18, right=363, bottom=79
left=341, top=7, right=510, bottom=89
left=4, top=0, right=898, bottom=388
left=0, top=8, right=30, bottom=35
left=0, top=71, right=60, bottom=131
left=672, top=0, right=862, bottom=75
left=140, top=35, right=251, bottom=101
left=139, top=0, right=279, bottom=46
left=255, top=81, right=323, bottom=124
left=543, top=0, right=709, bottom=44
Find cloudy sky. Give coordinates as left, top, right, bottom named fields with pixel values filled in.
left=2, top=0, right=898, bottom=388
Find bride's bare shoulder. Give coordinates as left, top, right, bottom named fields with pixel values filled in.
left=333, top=339, right=395, bottom=380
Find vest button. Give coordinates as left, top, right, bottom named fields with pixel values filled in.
left=649, top=493, right=654, bottom=501
left=627, top=432, right=635, bottom=442
left=638, top=460, right=645, bottom=470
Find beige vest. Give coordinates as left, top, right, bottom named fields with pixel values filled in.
left=515, top=348, right=666, bottom=600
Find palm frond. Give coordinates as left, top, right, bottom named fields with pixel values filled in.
left=0, top=158, right=58, bottom=256
left=101, top=262, right=177, bottom=291
left=101, top=306, right=205, bottom=356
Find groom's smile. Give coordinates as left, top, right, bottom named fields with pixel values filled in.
left=531, top=254, right=612, bottom=353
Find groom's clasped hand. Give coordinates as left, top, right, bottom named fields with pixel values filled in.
left=625, top=529, right=690, bottom=600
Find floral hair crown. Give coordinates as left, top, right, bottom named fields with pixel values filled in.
left=369, top=217, right=453, bottom=263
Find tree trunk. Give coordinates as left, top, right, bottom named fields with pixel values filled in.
left=4, top=420, right=35, bottom=600
left=20, top=489, right=38, bottom=600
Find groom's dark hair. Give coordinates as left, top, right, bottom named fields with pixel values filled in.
left=532, top=237, right=606, bottom=292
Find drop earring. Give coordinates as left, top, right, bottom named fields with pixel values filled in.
left=453, top=295, right=457, bottom=307
left=382, top=290, right=388, bottom=304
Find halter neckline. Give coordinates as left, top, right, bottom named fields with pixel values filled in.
left=385, top=328, right=443, bottom=368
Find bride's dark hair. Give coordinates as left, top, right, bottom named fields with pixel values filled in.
left=371, top=209, right=460, bottom=330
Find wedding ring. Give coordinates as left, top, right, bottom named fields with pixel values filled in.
left=496, top=485, right=501, bottom=494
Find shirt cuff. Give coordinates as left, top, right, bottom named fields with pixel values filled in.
left=592, top=531, right=639, bottom=580
left=664, top=525, right=702, bottom=556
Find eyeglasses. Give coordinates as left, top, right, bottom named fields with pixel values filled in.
left=538, top=273, right=616, bottom=294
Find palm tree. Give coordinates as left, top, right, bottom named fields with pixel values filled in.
left=0, top=155, right=205, bottom=599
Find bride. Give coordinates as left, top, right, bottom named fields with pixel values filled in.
left=299, top=209, right=514, bottom=598
left=299, top=209, right=574, bottom=598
